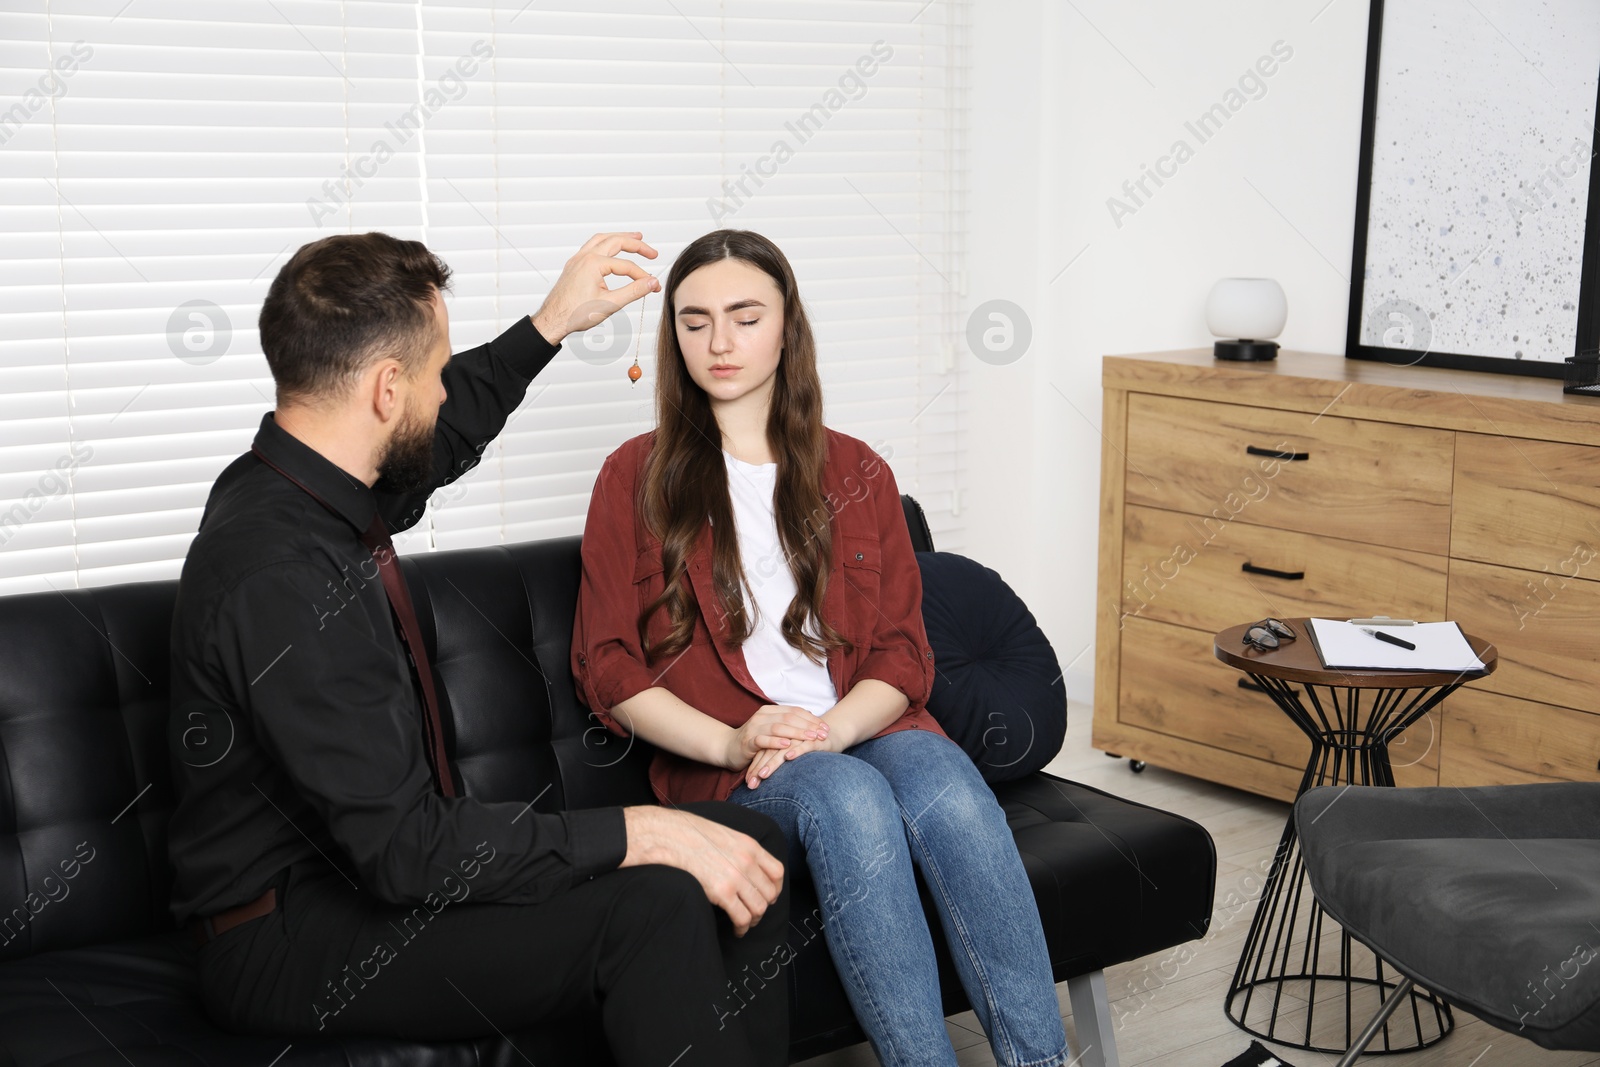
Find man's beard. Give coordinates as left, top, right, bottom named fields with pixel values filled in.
left=374, top=400, right=436, bottom=494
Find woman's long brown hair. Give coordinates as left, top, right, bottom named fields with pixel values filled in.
left=638, top=229, right=852, bottom=666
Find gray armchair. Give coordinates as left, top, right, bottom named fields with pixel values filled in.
left=1294, top=783, right=1600, bottom=1064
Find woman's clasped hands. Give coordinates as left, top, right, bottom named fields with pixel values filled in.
left=726, top=704, right=835, bottom=790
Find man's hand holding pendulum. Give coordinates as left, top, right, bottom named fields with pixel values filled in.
left=530, top=231, right=661, bottom=345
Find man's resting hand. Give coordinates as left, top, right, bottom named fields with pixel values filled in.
left=619, top=806, right=783, bottom=937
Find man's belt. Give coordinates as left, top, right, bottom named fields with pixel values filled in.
left=188, top=887, right=277, bottom=948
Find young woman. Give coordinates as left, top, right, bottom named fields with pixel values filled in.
left=571, top=230, right=1070, bottom=1067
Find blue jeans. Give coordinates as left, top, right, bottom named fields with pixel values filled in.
left=728, top=729, right=1070, bottom=1067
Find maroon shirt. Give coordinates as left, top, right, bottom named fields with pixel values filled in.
left=571, top=428, right=945, bottom=805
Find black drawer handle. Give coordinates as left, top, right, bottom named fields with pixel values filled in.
left=1238, top=678, right=1299, bottom=697
left=1246, top=445, right=1309, bottom=461
left=1241, top=562, right=1305, bottom=581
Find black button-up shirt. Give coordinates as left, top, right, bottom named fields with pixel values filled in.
left=167, top=315, right=627, bottom=926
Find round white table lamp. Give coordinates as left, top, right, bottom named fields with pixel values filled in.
left=1205, top=278, right=1287, bottom=361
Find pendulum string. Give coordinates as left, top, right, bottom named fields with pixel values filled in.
left=628, top=287, right=647, bottom=383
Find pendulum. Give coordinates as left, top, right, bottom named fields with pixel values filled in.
left=627, top=287, right=647, bottom=384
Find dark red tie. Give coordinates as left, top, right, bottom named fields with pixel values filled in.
left=251, top=445, right=459, bottom=798
left=357, top=512, right=458, bottom=798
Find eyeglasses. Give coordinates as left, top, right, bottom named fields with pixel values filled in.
left=1242, top=618, right=1296, bottom=651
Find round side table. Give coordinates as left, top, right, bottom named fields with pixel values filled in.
left=1213, top=618, right=1497, bottom=1056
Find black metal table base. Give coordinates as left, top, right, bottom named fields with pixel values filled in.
left=1223, top=674, right=1462, bottom=1055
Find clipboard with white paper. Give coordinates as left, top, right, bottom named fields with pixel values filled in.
left=1306, top=618, right=1488, bottom=671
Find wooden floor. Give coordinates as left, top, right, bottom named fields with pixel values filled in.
left=795, top=717, right=1600, bottom=1067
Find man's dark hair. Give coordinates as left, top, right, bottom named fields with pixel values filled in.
left=259, top=232, right=452, bottom=407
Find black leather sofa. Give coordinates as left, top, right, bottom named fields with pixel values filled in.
left=0, top=497, right=1215, bottom=1067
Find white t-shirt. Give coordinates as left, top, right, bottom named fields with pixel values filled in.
left=721, top=450, right=839, bottom=716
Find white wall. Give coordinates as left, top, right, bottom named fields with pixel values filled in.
left=963, top=0, right=1373, bottom=709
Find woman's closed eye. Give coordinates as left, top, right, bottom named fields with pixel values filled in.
left=684, top=320, right=759, bottom=332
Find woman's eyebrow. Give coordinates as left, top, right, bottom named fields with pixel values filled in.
left=677, top=299, right=767, bottom=317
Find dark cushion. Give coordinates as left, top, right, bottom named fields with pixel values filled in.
left=1295, top=783, right=1600, bottom=1052
left=915, top=551, right=1066, bottom=782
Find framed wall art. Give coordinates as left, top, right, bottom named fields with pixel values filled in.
left=1346, top=0, right=1600, bottom=377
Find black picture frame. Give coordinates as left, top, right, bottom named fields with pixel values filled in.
left=1346, top=0, right=1600, bottom=378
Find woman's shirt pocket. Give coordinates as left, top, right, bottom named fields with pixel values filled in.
left=834, top=532, right=883, bottom=639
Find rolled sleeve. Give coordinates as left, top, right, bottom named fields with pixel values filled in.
left=572, top=451, right=662, bottom=733
left=846, top=456, right=936, bottom=710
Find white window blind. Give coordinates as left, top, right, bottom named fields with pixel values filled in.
left=0, top=0, right=969, bottom=596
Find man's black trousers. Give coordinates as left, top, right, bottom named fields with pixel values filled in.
left=195, top=801, right=791, bottom=1067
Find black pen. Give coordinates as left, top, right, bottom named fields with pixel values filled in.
left=1360, top=626, right=1416, bottom=651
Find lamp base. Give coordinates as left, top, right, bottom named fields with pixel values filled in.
left=1214, top=339, right=1279, bottom=362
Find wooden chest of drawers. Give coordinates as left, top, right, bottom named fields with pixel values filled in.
left=1094, top=350, right=1600, bottom=801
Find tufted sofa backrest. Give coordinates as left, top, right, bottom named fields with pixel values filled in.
left=0, top=578, right=178, bottom=960
left=397, top=536, right=658, bottom=816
